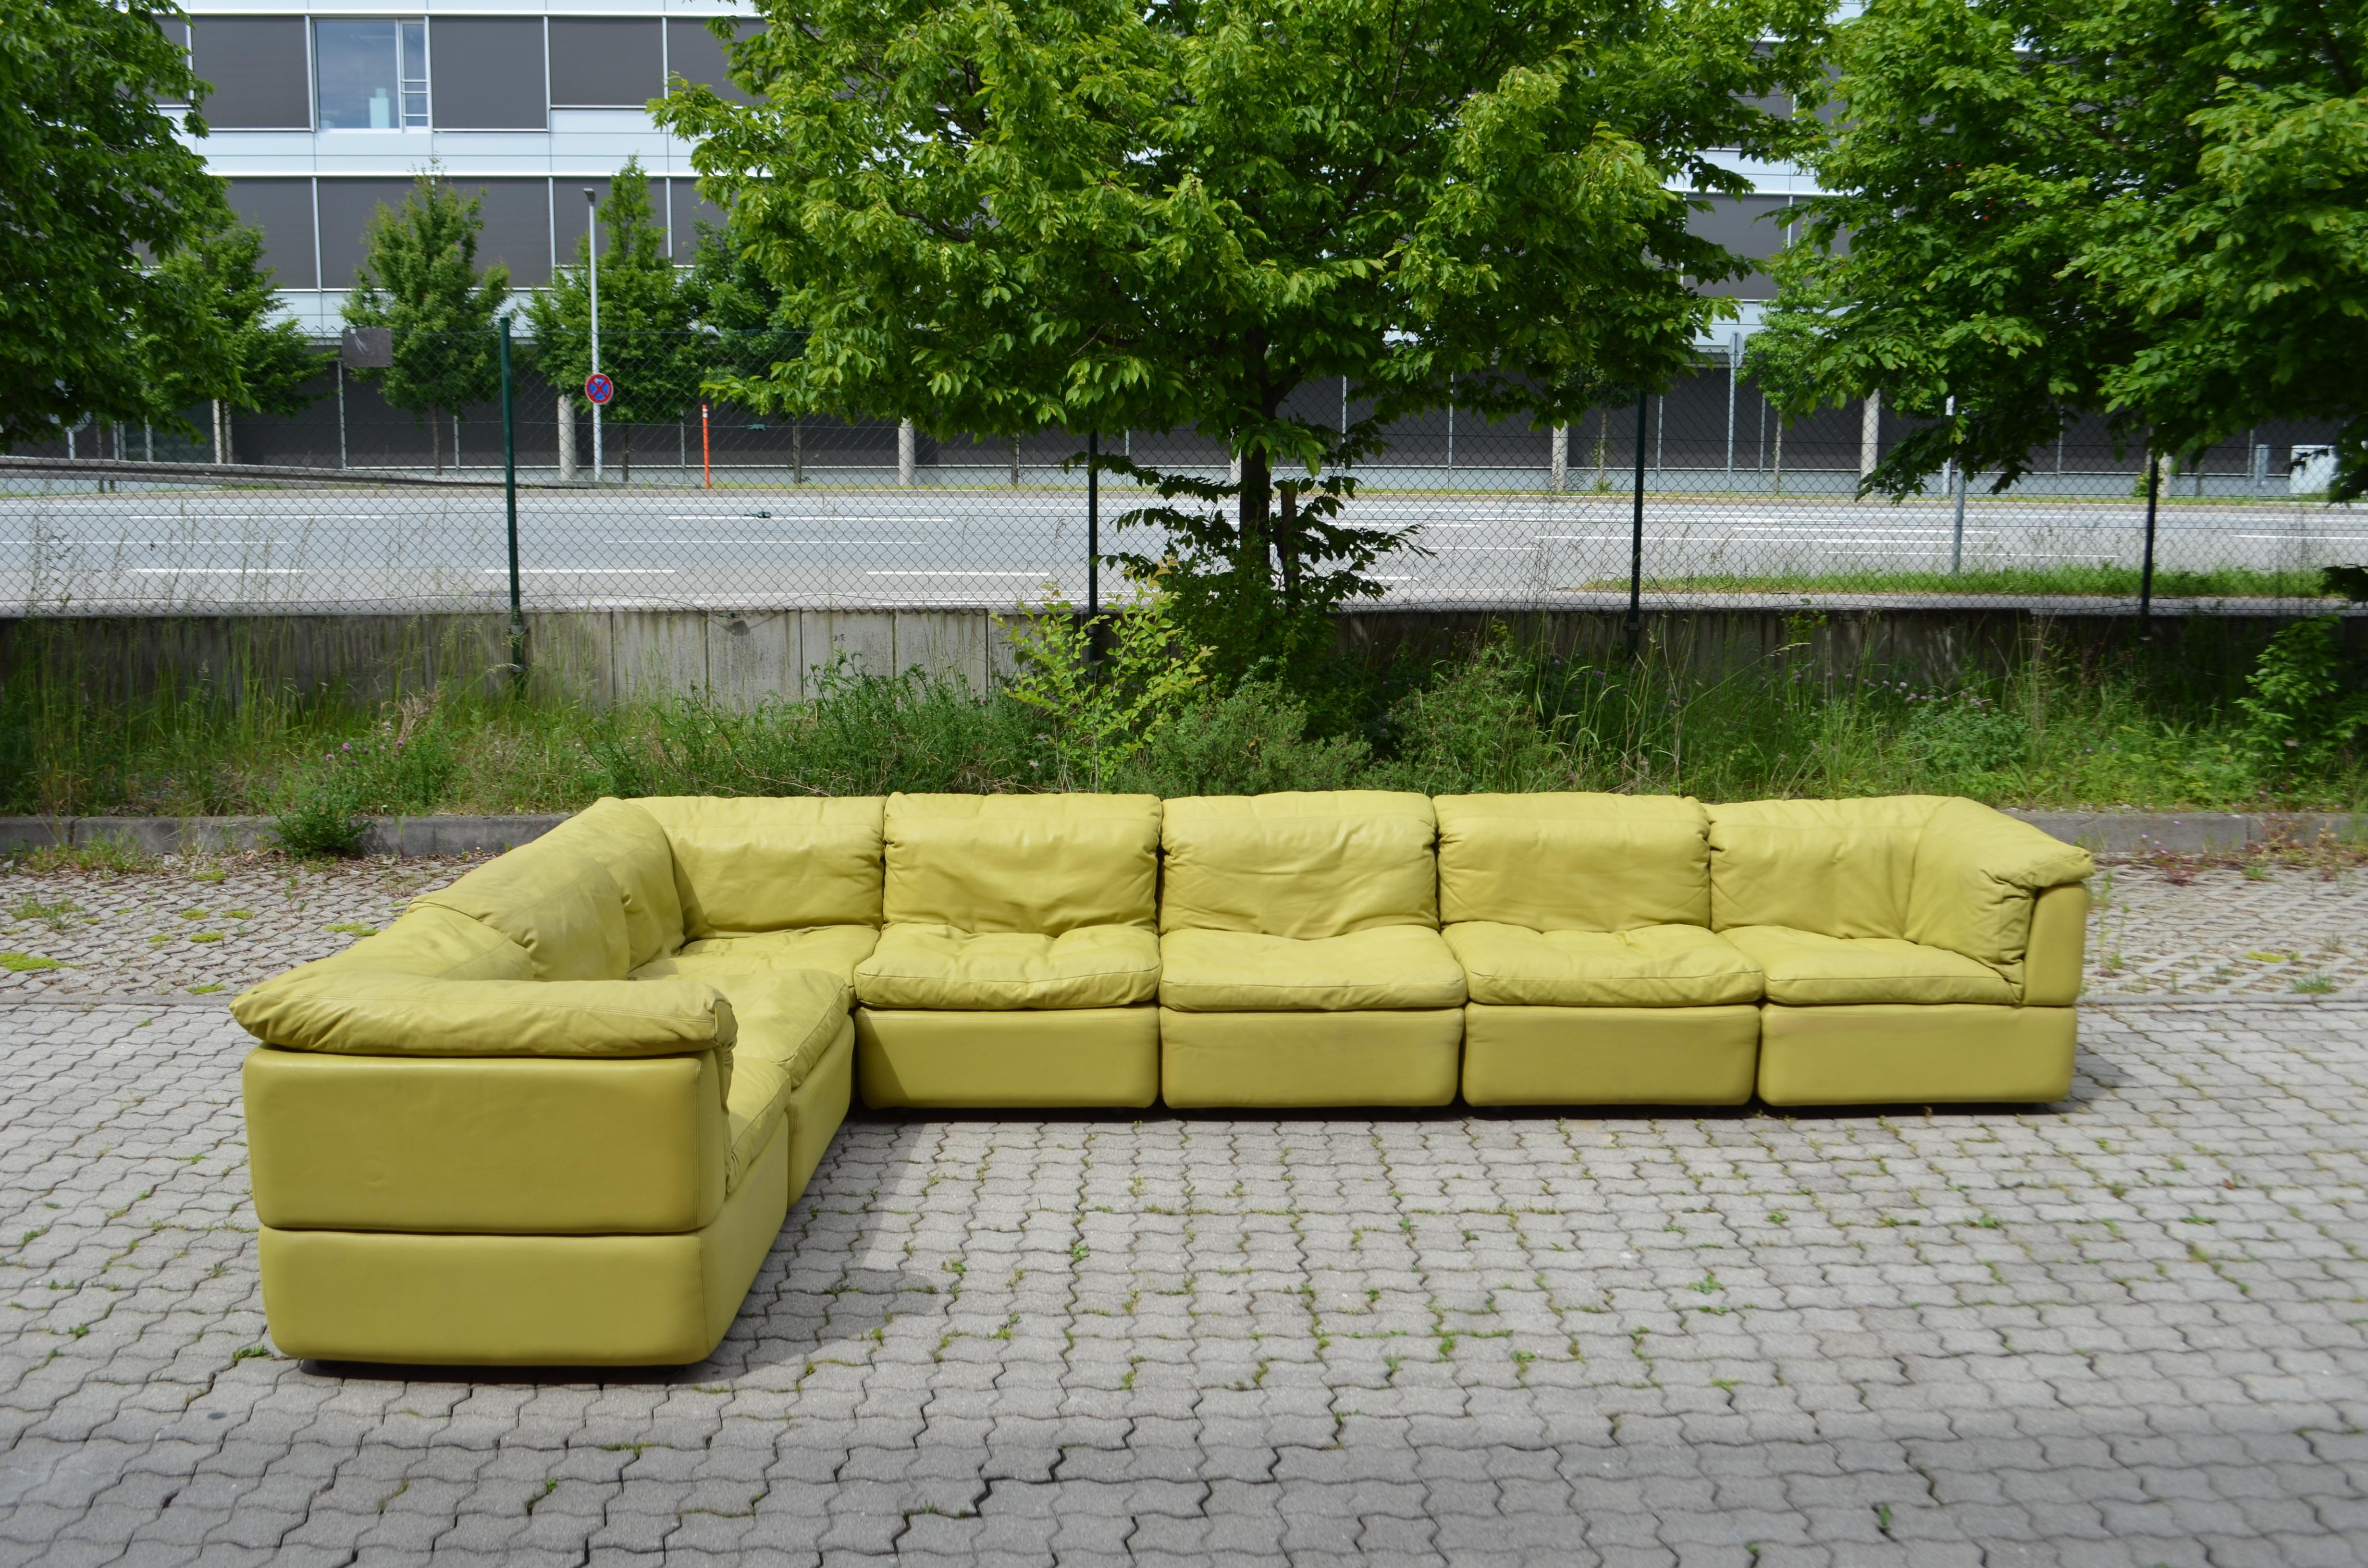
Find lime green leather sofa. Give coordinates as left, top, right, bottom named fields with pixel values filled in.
left=1157, top=792, right=1468, bottom=1107
left=233, top=788, right=2088, bottom=1365
left=852, top=793, right=1163, bottom=1108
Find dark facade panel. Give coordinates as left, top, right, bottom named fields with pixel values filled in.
left=459, top=177, right=555, bottom=287
left=550, top=18, right=663, bottom=107
left=666, top=18, right=760, bottom=106
left=225, top=178, right=318, bottom=289
left=192, top=16, right=312, bottom=129
left=670, top=177, right=728, bottom=258
left=556, top=177, right=612, bottom=266
left=431, top=18, right=548, bottom=129
left=155, top=17, right=192, bottom=105
left=1686, top=194, right=1792, bottom=299
left=317, top=178, right=423, bottom=288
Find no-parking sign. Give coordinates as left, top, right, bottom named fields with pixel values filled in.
left=585, top=372, right=615, bottom=406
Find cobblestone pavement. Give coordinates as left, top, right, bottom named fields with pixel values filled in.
left=2091, top=864, right=2368, bottom=998
left=3, top=1001, right=2368, bottom=1565
left=6, top=854, right=2368, bottom=1564
left=1, top=853, right=2364, bottom=1003
left=0, top=857, right=467, bottom=1000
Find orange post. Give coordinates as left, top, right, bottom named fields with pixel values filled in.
left=701, top=403, right=711, bottom=488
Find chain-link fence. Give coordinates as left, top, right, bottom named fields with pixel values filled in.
left=3, top=331, right=2353, bottom=617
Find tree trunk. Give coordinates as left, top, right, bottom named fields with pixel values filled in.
left=621, top=424, right=632, bottom=484
left=1236, top=444, right=1272, bottom=587
left=430, top=404, right=444, bottom=475
left=1277, top=481, right=1302, bottom=609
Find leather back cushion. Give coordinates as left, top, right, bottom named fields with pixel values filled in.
left=1437, top=792, right=1710, bottom=931
left=884, top=792, right=1160, bottom=933
left=1160, top=791, right=1438, bottom=938
left=1706, top=796, right=1948, bottom=938
left=635, top=796, right=885, bottom=935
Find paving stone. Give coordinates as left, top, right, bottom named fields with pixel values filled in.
left=7, top=864, right=2368, bottom=1562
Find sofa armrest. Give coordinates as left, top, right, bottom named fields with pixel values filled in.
left=2024, top=883, right=2088, bottom=1005
left=1907, top=799, right=2095, bottom=987
left=232, top=971, right=737, bottom=1062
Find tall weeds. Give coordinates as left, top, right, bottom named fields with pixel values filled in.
left=2, top=616, right=2357, bottom=825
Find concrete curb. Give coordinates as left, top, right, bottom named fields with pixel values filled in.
left=0, top=814, right=567, bottom=858
left=2007, top=810, right=2358, bottom=854
left=0, top=808, right=2355, bottom=860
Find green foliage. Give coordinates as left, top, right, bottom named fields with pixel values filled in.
left=140, top=216, right=325, bottom=423
left=660, top=0, right=1825, bottom=609
left=1003, top=596, right=1212, bottom=789
left=342, top=167, right=511, bottom=471
left=1377, top=639, right=1577, bottom=795
left=1753, top=0, right=2368, bottom=498
left=0, top=0, right=222, bottom=445
left=587, top=662, right=1049, bottom=798
left=14, top=618, right=2368, bottom=819
left=2235, top=618, right=2368, bottom=775
left=1111, top=682, right=1372, bottom=797
left=271, top=700, right=461, bottom=857
left=528, top=159, right=702, bottom=476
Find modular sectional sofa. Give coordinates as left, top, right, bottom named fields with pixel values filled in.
left=233, top=790, right=2091, bottom=1366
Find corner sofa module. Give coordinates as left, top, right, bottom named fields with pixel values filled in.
left=1706, top=796, right=2093, bottom=1105
left=234, top=796, right=869, bottom=1366
left=1157, top=792, right=1467, bottom=1107
left=1437, top=793, right=1764, bottom=1106
left=852, top=793, right=1163, bottom=1108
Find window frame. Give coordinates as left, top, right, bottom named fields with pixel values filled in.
left=312, top=15, right=432, bottom=133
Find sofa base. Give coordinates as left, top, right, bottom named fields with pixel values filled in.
left=258, top=1115, right=790, bottom=1367
left=855, top=1006, right=1159, bottom=1109
left=1159, top=1008, right=1462, bottom=1108
left=1757, top=1004, right=2077, bottom=1106
left=1462, top=1004, right=1759, bottom=1106
left=243, top=1045, right=728, bottom=1236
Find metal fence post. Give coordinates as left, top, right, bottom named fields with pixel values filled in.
left=1628, top=392, right=1647, bottom=661
left=1086, top=429, right=1100, bottom=621
left=2140, top=448, right=2160, bottom=636
left=500, top=317, right=526, bottom=690
left=1951, top=461, right=1968, bottom=574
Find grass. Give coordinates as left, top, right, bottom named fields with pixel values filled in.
left=1, top=612, right=2363, bottom=832
left=1573, top=565, right=2334, bottom=600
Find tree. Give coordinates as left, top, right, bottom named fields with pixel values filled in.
left=527, top=159, right=702, bottom=481
left=1751, top=0, right=2368, bottom=499
left=658, top=0, right=1825, bottom=661
left=343, top=167, right=510, bottom=473
left=139, top=215, right=326, bottom=457
left=0, top=0, right=222, bottom=447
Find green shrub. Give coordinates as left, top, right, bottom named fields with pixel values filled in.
left=585, top=662, right=1049, bottom=798
left=1114, top=682, right=1372, bottom=796
left=269, top=697, right=461, bottom=856
left=2236, top=617, right=2368, bottom=776
left=1900, top=691, right=2028, bottom=787
left=1004, top=597, right=1211, bottom=791
left=1376, top=639, right=1576, bottom=794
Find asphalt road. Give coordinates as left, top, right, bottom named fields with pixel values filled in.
left=4, top=484, right=2356, bottom=612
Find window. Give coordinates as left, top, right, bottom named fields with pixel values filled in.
left=316, top=19, right=428, bottom=131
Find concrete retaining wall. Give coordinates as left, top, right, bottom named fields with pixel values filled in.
left=2, top=604, right=2345, bottom=710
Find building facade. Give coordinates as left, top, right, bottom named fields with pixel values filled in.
left=176, top=1, right=755, bottom=339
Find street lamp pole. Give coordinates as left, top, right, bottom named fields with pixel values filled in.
left=584, top=187, right=602, bottom=485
